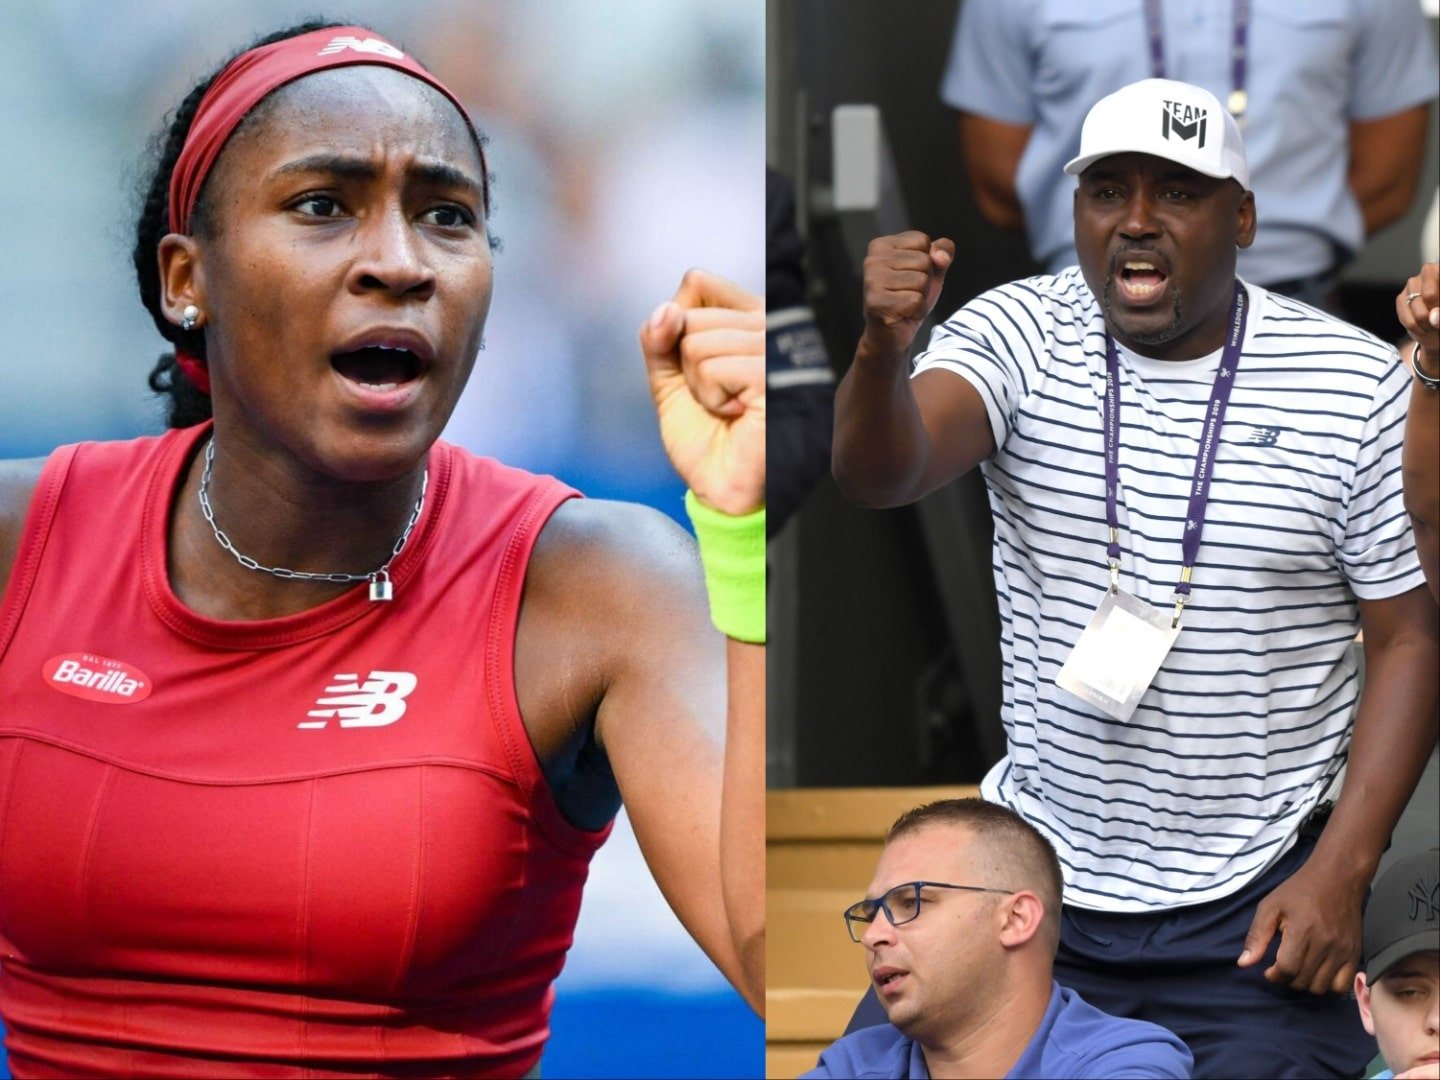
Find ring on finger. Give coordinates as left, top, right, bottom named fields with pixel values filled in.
left=1407, top=292, right=1422, bottom=302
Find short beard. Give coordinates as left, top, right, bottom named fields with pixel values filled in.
left=1101, top=279, right=1184, bottom=346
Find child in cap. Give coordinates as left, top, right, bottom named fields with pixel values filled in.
left=1355, top=848, right=1439, bottom=1079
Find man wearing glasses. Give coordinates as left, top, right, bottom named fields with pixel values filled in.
left=802, top=799, right=1192, bottom=1079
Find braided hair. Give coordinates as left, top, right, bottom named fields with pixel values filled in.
left=134, top=20, right=494, bottom=428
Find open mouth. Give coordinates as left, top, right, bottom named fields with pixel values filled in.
left=331, top=345, right=424, bottom=392
left=874, top=969, right=908, bottom=991
left=1116, top=259, right=1169, bottom=302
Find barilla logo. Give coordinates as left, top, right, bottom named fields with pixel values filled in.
left=1160, top=100, right=1208, bottom=147
left=318, top=36, right=404, bottom=59
left=44, top=653, right=152, bottom=704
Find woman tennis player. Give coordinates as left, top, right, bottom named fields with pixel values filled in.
left=0, top=20, right=763, bottom=1077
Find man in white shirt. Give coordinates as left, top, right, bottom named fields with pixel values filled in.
left=832, top=78, right=1439, bottom=1077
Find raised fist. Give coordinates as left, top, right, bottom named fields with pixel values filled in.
left=861, top=231, right=955, bottom=359
left=639, top=269, right=765, bottom=516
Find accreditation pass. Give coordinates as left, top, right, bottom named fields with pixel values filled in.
left=1056, top=589, right=1180, bottom=722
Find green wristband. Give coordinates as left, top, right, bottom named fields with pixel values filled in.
left=685, top=490, right=766, bottom=644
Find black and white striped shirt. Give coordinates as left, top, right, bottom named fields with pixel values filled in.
left=913, top=269, right=1423, bottom=912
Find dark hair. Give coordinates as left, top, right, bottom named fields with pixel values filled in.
left=135, top=19, right=494, bottom=428
left=886, top=798, right=1064, bottom=951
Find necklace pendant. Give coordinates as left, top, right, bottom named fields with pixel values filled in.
left=369, top=572, right=393, bottom=603
left=200, top=440, right=425, bottom=599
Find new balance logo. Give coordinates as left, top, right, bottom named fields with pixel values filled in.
left=318, top=36, right=404, bottom=59
left=1160, top=100, right=1208, bottom=147
left=300, top=671, right=417, bottom=729
left=1245, top=426, right=1282, bottom=447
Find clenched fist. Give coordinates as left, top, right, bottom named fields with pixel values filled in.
left=862, top=231, right=955, bottom=359
left=639, top=269, right=764, bottom=516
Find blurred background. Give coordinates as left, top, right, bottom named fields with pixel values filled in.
left=0, top=1, right=763, bottom=1076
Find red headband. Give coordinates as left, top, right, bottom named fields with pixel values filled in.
left=168, top=26, right=484, bottom=393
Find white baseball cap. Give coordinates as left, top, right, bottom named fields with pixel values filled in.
left=1063, top=78, right=1249, bottom=189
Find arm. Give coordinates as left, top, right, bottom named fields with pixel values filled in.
left=1398, top=263, right=1440, bottom=602
left=522, top=499, right=756, bottom=1010
left=1403, top=375, right=1440, bottom=602
left=832, top=231, right=995, bottom=508
left=632, top=269, right=765, bottom=1011
left=1348, top=105, right=1431, bottom=235
left=957, top=113, right=1032, bottom=232
left=1239, top=586, right=1440, bottom=994
left=719, top=634, right=762, bottom=1002
left=0, top=459, right=46, bottom=601
left=940, top=0, right=1037, bottom=236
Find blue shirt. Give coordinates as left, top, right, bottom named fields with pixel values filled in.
left=941, top=0, right=1438, bottom=283
left=801, top=982, right=1193, bottom=1079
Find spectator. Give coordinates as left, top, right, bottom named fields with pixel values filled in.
left=1353, top=849, right=1440, bottom=1080
left=833, top=78, right=1439, bottom=1077
left=804, top=799, right=1192, bottom=1079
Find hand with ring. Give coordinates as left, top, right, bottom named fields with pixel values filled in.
left=1398, top=262, right=1439, bottom=380
left=1397, top=261, right=1440, bottom=604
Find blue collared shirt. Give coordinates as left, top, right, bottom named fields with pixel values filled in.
left=801, top=982, right=1193, bottom=1079
left=941, top=0, right=1439, bottom=284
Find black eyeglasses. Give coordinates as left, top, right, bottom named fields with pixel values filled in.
left=843, top=880, right=1014, bottom=942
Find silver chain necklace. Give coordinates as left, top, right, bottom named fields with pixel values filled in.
left=197, top=439, right=427, bottom=602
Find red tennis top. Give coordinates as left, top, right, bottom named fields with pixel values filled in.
left=0, top=424, right=610, bottom=1078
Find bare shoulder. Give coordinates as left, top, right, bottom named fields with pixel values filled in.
left=514, top=496, right=719, bottom=761
left=528, top=497, right=708, bottom=617
left=0, top=458, right=48, bottom=598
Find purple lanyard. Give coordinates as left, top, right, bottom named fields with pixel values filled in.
left=1143, top=0, right=1251, bottom=123
left=1103, top=283, right=1248, bottom=626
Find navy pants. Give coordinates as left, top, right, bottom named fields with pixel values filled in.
left=1053, top=836, right=1374, bottom=1079
left=845, top=837, right=1374, bottom=1078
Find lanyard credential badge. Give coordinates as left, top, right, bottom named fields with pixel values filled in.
left=1056, top=284, right=1248, bottom=722
left=1057, top=590, right=1180, bottom=722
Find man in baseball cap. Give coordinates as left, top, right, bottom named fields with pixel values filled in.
left=1355, top=849, right=1440, bottom=1079
left=834, top=71, right=1437, bottom=1077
